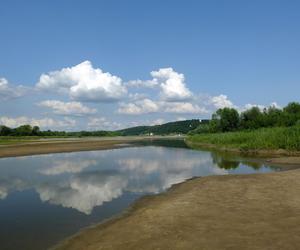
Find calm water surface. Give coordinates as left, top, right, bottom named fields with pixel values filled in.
left=0, top=140, right=277, bottom=250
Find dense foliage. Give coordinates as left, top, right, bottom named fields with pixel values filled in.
left=189, top=102, right=300, bottom=134
left=118, top=119, right=207, bottom=136
left=0, top=125, right=41, bottom=136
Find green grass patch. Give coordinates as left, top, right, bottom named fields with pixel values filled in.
left=187, top=126, right=300, bottom=151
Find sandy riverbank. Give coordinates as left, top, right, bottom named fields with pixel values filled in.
left=0, top=138, right=129, bottom=158
left=0, top=136, right=172, bottom=158
left=54, top=155, right=300, bottom=250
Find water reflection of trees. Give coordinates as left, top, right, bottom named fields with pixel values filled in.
left=131, top=139, right=188, bottom=148
left=240, top=161, right=263, bottom=170
left=210, top=152, right=263, bottom=170
left=211, top=152, right=240, bottom=169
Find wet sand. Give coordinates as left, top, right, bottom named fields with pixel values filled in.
left=55, top=156, right=300, bottom=250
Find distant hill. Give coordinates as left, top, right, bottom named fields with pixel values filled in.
left=118, top=119, right=209, bottom=136
left=0, top=119, right=209, bottom=137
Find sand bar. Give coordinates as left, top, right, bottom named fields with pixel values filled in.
left=0, top=136, right=171, bottom=158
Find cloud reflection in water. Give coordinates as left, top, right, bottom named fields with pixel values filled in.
left=0, top=146, right=269, bottom=214
left=36, top=171, right=127, bottom=214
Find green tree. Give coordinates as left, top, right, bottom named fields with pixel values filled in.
left=240, top=107, right=264, bottom=129
left=210, top=108, right=240, bottom=132
left=32, top=126, right=40, bottom=135
left=15, top=125, right=33, bottom=136
left=0, top=125, right=12, bottom=136
left=282, top=102, right=300, bottom=126
left=262, top=106, right=283, bottom=127
left=283, top=102, right=300, bottom=114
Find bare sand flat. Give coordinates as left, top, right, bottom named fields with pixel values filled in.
left=0, top=140, right=126, bottom=158
left=0, top=137, right=151, bottom=158
left=55, top=157, right=300, bottom=250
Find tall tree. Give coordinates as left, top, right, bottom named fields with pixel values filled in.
left=210, top=108, right=239, bottom=132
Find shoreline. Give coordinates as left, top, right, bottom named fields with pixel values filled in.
left=54, top=146, right=300, bottom=250
left=185, top=139, right=300, bottom=157
left=185, top=139, right=300, bottom=170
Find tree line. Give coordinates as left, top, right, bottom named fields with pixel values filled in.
left=0, top=124, right=120, bottom=137
left=190, top=102, right=300, bottom=134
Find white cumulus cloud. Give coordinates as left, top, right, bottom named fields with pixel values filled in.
left=151, top=68, right=193, bottom=101
left=0, top=116, right=76, bottom=129
left=118, top=98, right=160, bottom=115
left=87, top=117, right=122, bottom=130
left=164, top=102, right=208, bottom=114
left=0, top=78, right=28, bottom=101
left=38, top=100, right=97, bottom=116
left=36, top=61, right=127, bottom=102
left=210, top=94, right=234, bottom=109
left=118, top=98, right=207, bottom=115
left=126, top=68, right=193, bottom=102
left=126, top=79, right=158, bottom=88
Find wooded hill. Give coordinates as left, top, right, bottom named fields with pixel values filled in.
left=117, top=119, right=209, bottom=136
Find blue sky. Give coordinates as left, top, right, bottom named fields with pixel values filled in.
left=0, top=0, right=299, bottom=130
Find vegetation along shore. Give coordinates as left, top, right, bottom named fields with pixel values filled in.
left=187, top=102, right=300, bottom=154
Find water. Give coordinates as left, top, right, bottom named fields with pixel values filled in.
left=0, top=140, right=277, bottom=250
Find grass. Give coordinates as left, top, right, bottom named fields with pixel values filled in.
left=187, top=126, right=300, bottom=151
